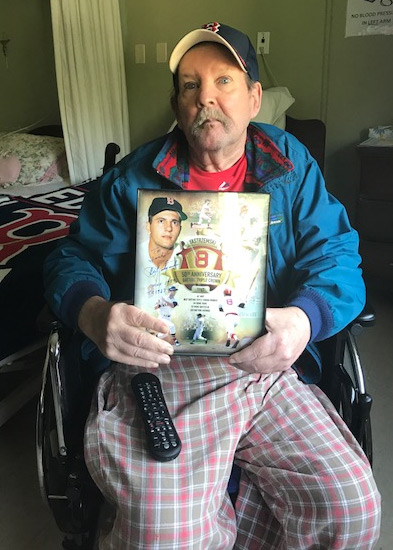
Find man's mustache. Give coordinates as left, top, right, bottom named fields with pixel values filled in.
left=191, top=108, right=230, bottom=135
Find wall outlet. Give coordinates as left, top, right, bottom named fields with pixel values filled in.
left=257, top=32, right=270, bottom=55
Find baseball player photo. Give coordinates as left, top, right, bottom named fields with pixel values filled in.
left=190, top=313, right=208, bottom=344
left=155, top=285, right=181, bottom=346
left=134, top=189, right=270, bottom=356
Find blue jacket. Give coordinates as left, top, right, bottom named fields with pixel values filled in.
left=44, top=123, right=365, bottom=382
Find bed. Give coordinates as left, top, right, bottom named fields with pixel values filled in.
left=0, top=102, right=326, bottom=426
left=0, top=127, right=119, bottom=425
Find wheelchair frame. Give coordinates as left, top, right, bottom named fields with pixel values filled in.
left=317, top=308, right=375, bottom=465
left=36, top=120, right=375, bottom=549
left=36, top=305, right=375, bottom=550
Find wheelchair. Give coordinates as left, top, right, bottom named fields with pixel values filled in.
left=36, top=304, right=376, bottom=550
left=36, top=118, right=374, bottom=548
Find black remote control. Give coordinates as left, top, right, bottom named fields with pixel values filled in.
left=131, top=372, right=182, bottom=462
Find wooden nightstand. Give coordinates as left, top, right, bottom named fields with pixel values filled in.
left=356, top=141, right=393, bottom=289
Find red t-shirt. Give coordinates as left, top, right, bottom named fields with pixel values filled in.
left=185, top=154, right=247, bottom=192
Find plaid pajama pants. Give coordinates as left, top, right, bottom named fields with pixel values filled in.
left=84, top=356, right=380, bottom=549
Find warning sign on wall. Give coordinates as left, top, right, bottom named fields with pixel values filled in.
left=346, top=0, right=393, bottom=36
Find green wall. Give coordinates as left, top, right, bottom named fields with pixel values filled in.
left=1, top=0, right=392, bottom=218
left=325, top=1, right=393, bottom=214
left=0, top=0, right=60, bottom=132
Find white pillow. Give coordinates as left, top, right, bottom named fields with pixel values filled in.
left=252, top=86, right=295, bottom=129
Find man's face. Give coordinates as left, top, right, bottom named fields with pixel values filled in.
left=174, top=43, right=261, bottom=156
left=148, top=210, right=182, bottom=250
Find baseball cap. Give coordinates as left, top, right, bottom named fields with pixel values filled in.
left=169, top=22, right=259, bottom=82
left=148, top=197, right=188, bottom=221
left=168, top=285, right=178, bottom=291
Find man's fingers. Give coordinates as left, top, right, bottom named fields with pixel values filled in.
left=229, top=333, right=274, bottom=365
left=115, top=302, right=170, bottom=336
left=102, top=329, right=173, bottom=367
left=127, top=326, right=174, bottom=356
left=83, top=300, right=174, bottom=367
left=112, top=325, right=173, bottom=356
left=113, top=345, right=171, bottom=368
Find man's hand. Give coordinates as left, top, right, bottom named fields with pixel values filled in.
left=78, top=297, right=174, bottom=369
left=228, top=307, right=311, bottom=374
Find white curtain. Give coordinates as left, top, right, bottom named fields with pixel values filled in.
left=50, top=0, right=130, bottom=184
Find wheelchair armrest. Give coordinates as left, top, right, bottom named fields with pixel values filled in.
left=36, top=304, right=58, bottom=334
left=349, top=301, right=376, bottom=335
left=103, top=142, right=121, bottom=174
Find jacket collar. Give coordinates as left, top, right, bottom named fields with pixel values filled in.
left=153, top=124, right=294, bottom=189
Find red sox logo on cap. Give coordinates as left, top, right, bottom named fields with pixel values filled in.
left=200, top=22, right=254, bottom=77
left=202, top=22, right=221, bottom=33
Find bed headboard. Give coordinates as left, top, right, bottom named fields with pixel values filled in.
left=29, top=125, right=64, bottom=138
left=286, top=115, right=326, bottom=174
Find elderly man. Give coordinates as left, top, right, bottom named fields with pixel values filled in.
left=44, top=22, right=380, bottom=550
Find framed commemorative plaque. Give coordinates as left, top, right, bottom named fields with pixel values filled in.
left=134, top=188, right=270, bottom=356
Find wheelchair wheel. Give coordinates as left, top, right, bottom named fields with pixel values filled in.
left=36, top=325, right=102, bottom=549
left=337, top=330, right=373, bottom=466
